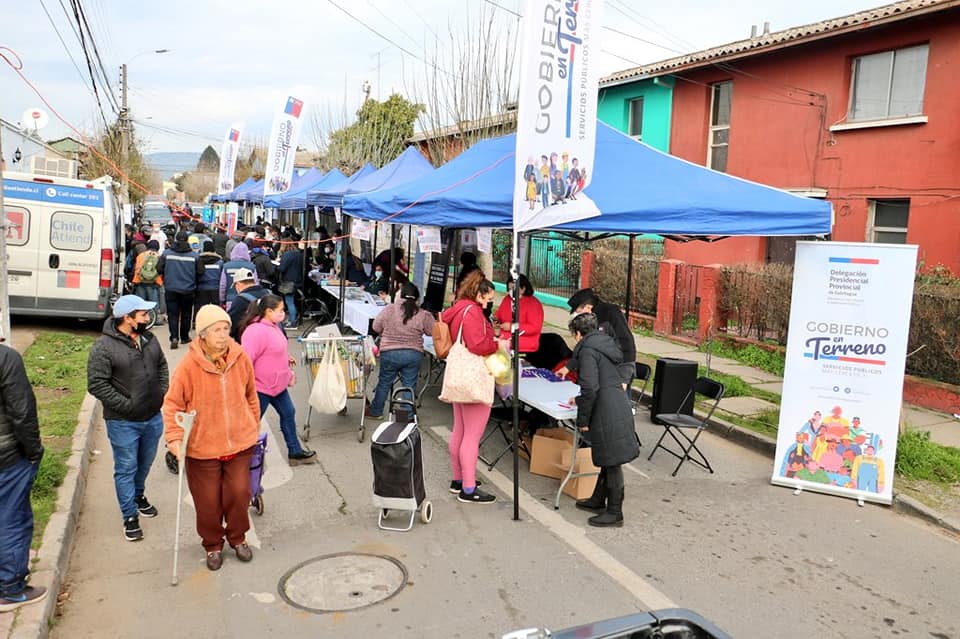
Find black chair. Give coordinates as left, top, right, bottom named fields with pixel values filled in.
left=632, top=362, right=652, bottom=413
left=648, top=376, right=724, bottom=476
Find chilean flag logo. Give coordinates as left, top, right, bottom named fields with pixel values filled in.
left=228, top=128, right=240, bottom=142
left=284, top=97, right=304, bottom=118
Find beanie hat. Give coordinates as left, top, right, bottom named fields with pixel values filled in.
left=146, top=240, right=160, bottom=251
left=195, top=304, right=231, bottom=334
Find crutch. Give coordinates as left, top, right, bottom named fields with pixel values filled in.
left=171, top=410, right=196, bottom=586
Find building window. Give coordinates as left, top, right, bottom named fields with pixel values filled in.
left=628, top=97, right=643, bottom=138
left=850, top=45, right=928, bottom=121
left=868, top=200, right=910, bottom=243
left=708, top=81, right=732, bottom=172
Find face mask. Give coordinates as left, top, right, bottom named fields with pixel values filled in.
left=374, top=271, right=383, bottom=279
left=134, top=321, right=151, bottom=334
left=325, top=247, right=333, bottom=254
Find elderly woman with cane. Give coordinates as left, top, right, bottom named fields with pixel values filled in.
left=568, top=312, right=639, bottom=527
left=163, top=305, right=260, bottom=571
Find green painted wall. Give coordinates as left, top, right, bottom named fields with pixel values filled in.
left=597, top=78, right=674, bottom=152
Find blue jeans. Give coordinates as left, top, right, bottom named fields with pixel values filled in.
left=105, top=413, right=164, bottom=519
left=258, top=390, right=303, bottom=456
left=0, top=458, right=38, bottom=597
left=133, top=283, right=160, bottom=305
left=370, top=349, right=422, bottom=416
left=284, top=293, right=298, bottom=326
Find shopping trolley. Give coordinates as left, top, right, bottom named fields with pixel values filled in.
left=299, top=328, right=374, bottom=442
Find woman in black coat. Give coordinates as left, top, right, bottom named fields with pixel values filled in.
left=569, top=312, right=639, bottom=527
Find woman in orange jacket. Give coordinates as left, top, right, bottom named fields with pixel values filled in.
left=163, top=305, right=260, bottom=571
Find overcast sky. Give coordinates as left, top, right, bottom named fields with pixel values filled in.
left=2, top=0, right=887, bottom=155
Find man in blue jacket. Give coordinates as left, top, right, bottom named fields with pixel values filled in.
left=157, top=231, right=201, bottom=349
left=0, top=344, right=46, bottom=611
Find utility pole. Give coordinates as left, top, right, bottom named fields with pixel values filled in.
left=119, top=63, right=130, bottom=205
left=0, top=131, right=10, bottom=343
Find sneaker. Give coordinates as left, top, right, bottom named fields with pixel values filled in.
left=457, top=488, right=496, bottom=504
left=232, top=542, right=253, bottom=562
left=136, top=495, right=158, bottom=518
left=364, top=406, right=383, bottom=419
left=123, top=516, right=143, bottom=541
left=170, top=338, right=179, bottom=350
left=449, top=479, right=483, bottom=494
left=288, top=450, right=318, bottom=466
left=0, top=586, right=48, bottom=613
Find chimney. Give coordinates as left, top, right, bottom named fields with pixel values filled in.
left=750, top=25, right=758, bottom=38
left=763, top=21, right=770, bottom=35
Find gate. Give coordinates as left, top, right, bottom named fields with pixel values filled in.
left=525, top=233, right=584, bottom=299
left=672, top=264, right=703, bottom=335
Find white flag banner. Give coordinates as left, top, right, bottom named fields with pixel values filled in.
left=512, top=0, right=605, bottom=233
left=477, top=228, right=492, bottom=254
left=217, top=123, right=243, bottom=195
left=771, top=242, right=918, bottom=505
left=264, top=95, right=307, bottom=197
left=416, top=226, right=441, bottom=254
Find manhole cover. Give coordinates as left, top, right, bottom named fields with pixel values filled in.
left=278, top=553, right=407, bottom=613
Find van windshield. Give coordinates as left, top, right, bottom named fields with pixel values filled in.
left=142, top=205, right=171, bottom=225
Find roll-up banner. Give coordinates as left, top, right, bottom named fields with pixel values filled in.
left=218, top=124, right=243, bottom=195
left=264, top=95, right=307, bottom=198
left=512, top=0, right=604, bottom=232
left=772, top=241, right=918, bottom=505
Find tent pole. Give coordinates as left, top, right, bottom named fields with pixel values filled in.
left=389, top=224, right=397, bottom=303
left=624, top=234, right=635, bottom=314
left=511, top=231, right=521, bottom=522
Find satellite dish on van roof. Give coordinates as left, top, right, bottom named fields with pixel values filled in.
left=22, top=108, right=50, bottom=131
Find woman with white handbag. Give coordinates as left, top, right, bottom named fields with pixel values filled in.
left=439, top=271, right=499, bottom=504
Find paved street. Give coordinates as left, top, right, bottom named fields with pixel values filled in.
left=51, top=327, right=960, bottom=639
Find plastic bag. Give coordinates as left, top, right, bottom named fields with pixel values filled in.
left=484, top=348, right=514, bottom=386
left=309, top=342, right=347, bottom=414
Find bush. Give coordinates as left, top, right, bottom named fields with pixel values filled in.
left=589, top=238, right=661, bottom=315
left=719, top=263, right=793, bottom=344
left=907, top=273, right=960, bottom=385
left=896, top=429, right=960, bottom=483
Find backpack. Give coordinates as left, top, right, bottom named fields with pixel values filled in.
left=138, top=252, right=159, bottom=284
left=431, top=316, right=453, bottom=360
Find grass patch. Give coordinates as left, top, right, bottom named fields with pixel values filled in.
left=718, top=407, right=781, bottom=438
left=701, top=340, right=786, bottom=377
left=21, top=331, right=95, bottom=547
left=895, top=429, right=960, bottom=483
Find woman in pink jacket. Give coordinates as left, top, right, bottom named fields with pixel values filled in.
left=238, top=294, right=317, bottom=465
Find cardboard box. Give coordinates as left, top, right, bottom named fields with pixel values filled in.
left=529, top=428, right=574, bottom=479
left=556, top=447, right=599, bottom=500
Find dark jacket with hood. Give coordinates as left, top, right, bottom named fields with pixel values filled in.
left=87, top=319, right=169, bottom=422
left=251, top=248, right=277, bottom=286
left=197, top=251, right=223, bottom=291
left=278, top=247, right=304, bottom=287
left=0, top=345, right=42, bottom=470
left=157, top=238, right=201, bottom=293
left=220, top=242, right=258, bottom=306
left=573, top=330, right=639, bottom=468
left=212, top=229, right=230, bottom=258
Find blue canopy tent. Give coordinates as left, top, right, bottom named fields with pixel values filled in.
left=263, top=168, right=329, bottom=209
left=343, top=121, right=832, bottom=236
left=229, top=177, right=264, bottom=203
left=344, top=147, right=434, bottom=199
left=212, top=177, right=256, bottom=203
left=305, top=164, right=375, bottom=208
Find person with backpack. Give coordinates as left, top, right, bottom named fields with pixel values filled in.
left=196, top=241, right=223, bottom=310
left=133, top=240, right=163, bottom=317
left=220, top=242, right=258, bottom=310
left=227, top=268, right=268, bottom=341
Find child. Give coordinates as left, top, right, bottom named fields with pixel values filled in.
left=526, top=173, right=538, bottom=210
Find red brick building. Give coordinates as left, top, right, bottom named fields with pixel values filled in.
left=602, top=0, right=960, bottom=272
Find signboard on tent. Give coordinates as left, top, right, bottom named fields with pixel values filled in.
left=771, top=242, right=918, bottom=505
left=512, top=0, right=605, bottom=232
left=264, top=95, right=307, bottom=197
left=226, top=203, right=239, bottom=236
left=218, top=123, right=243, bottom=195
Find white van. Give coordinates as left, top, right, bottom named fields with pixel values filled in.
left=3, top=171, right=122, bottom=319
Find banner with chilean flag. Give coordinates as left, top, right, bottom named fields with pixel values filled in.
left=217, top=123, right=244, bottom=195
left=264, top=95, right=307, bottom=198
left=512, top=0, right=605, bottom=232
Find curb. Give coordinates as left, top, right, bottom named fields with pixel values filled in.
left=10, top=395, right=100, bottom=639
left=892, top=493, right=960, bottom=536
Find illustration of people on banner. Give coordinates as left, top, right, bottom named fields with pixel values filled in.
left=522, top=154, right=588, bottom=210
left=778, top=404, right=885, bottom=493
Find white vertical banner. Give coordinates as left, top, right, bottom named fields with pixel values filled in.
left=226, top=203, right=239, bottom=235
left=477, top=228, right=492, bottom=254
left=772, top=242, right=918, bottom=505
left=217, top=123, right=243, bottom=195
left=513, top=0, right=605, bottom=232
left=264, top=95, right=307, bottom=197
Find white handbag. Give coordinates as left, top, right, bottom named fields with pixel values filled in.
left=439, top=307, right=494, bottom=406
left=309, top=342, right=347, bottom=414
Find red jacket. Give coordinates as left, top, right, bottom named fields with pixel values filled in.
left=495, top=294, right=544, bottom=353
left=442, top=299, right=497, bottom=357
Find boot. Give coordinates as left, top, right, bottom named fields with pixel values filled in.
left=588, top=467, right=624, bottom=527
left=576, top=469, right=607, bottom=512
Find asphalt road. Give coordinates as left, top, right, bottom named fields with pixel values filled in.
left=49, top=324, right=960, bottom=639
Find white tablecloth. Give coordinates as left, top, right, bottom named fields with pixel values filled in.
left=321, top=284, right=386, bottom=335
left=517, top=373, right=579, bottom=421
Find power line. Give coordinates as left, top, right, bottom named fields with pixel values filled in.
left=65, top=0, right=110, bottom=126
left=37, top=0, right=99, bottom=104
left=74, top=0, right=120, bottom=112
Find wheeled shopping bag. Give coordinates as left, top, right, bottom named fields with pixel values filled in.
left=249, top=432, right=268, bottom=516
left=371, top=389, right=432, bottom=532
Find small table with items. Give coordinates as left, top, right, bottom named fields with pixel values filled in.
left=321, top=282, right=387, bottom=335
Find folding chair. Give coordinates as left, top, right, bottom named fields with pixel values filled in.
left=648, top=376, right=724, bottom=476
left=632, top=362, right=652, bottom=413
left=479, top=396, right=531, bottom=470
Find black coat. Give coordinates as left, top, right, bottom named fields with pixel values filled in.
left=0, top=345, right=42, bottom=469
left=573, top=331, right=639, bottom=468
left=87, top=320, right=169, bottom=422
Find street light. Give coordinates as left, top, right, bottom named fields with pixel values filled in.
left=119, top=49, right=170, bottom=204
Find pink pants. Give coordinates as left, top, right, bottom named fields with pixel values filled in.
left=449, top=402, right=492, bottom=490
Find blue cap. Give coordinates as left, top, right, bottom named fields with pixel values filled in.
left=112, top=294, right=156, bottom=318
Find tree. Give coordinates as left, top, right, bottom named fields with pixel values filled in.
left=197, top=145, right=220, bottom=171
left=316, top=94, right=423, bottom=174
left=79, top=121, right=155, bottom=204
